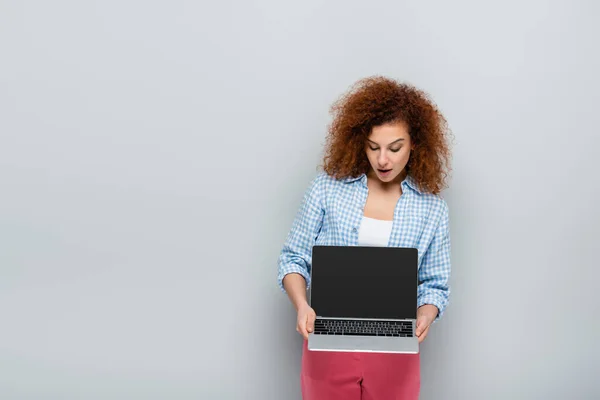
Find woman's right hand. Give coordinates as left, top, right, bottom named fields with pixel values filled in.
left=296, top=303, right=316, bottom=340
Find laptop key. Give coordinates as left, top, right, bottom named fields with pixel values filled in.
left=314, top=319, right=415, bottom=337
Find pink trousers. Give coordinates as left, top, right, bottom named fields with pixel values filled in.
left=300, top=340, right=420, bottom=400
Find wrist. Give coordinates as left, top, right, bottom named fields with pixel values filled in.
left=418, top=304, right=439, bottom=319
left=296, top=300, right=310, bottom=312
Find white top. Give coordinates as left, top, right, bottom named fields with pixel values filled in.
left=357, top=216, right=393, bottom=247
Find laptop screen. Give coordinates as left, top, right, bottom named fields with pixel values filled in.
left=310, top=246, right=418, bottom=320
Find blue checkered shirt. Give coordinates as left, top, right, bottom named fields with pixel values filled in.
left=277, top=171, right=452, bottom=320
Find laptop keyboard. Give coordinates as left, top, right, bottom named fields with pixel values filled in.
left=313, top=319, right=413, bottom=337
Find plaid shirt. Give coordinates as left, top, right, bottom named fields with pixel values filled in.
left=277, top=171, right=452, bottom=320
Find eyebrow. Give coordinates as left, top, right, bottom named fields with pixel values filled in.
left=367, top=138, right=405, bottom=146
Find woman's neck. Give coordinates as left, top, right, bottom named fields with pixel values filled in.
left=366, top=168, right=407, bottom=193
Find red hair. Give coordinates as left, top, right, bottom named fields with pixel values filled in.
left=322, top=76, right=452, bottom=194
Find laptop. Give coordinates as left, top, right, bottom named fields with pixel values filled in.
left=307, top=245, right=419, bottom=354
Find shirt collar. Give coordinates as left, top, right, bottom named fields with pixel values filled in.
left=403, top=174, right=422, bottom=194
left=342, top=172, right=423, bottom=194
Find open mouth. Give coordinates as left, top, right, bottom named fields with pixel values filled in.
left=378, top=169, right=391, bottom=173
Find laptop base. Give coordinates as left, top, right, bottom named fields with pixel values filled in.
left=307, top=332, right=419, bottom=354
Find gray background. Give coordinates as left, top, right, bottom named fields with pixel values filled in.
left=1, top=0, right=599, bottom=399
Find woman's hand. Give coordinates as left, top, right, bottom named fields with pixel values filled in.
left=282, top=274, right=316, bottom=340
left=415, top=304, right=438, bottom=343
left=296, top=303, right=316, bottom=340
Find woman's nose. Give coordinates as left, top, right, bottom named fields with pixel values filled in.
left=378, top=151, right=388, bottom=165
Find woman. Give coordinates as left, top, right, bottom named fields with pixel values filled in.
left=277, top=76, right=452, bottom=399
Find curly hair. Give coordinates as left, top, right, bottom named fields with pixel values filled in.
left=321, top=76, right=452, bottom=194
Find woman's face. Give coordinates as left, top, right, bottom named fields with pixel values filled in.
left=365, top=122, right=413, bottom=183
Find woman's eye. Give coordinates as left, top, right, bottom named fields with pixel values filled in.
left=390, top=147, right=401, bottom=153
left=369, top=147, right=378, bottom=151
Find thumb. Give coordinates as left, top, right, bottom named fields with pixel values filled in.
left=415, top=318, right=425, bottom=336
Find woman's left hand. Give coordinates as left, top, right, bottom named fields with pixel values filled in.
left=415, top=304, right=438, bottom=343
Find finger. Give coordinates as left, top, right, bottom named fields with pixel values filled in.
left=303, top=322, right=310, bottom=340
left=306, top=315, right=315, bottom=333
left=415, top=319, right=424, bottom=336
left=298, top=323, right=308, bottom=339
left=298, top=325, right=308, bottom=340
left=298, top=317, right=309, bottom=340
left=418, top=325, right=430, bottom=343
left=416, top=320, right=426, bottom=337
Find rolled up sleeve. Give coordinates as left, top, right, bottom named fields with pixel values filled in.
left=277, top=173, right=325, bottom=293
left=417, top=201, right=451, bottom=321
